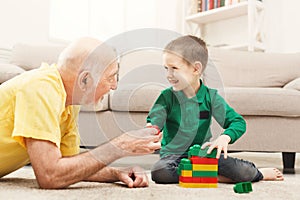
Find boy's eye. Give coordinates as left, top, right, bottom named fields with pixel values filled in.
left=164, top=66, right=178, bottom=70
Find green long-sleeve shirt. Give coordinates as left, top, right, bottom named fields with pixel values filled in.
left=147, top=82, right=246, bottom=157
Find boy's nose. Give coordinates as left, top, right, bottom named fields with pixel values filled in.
left=167, top=70, right=174, bottom=78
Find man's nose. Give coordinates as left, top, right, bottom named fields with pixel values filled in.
left=111, top=82, right=118, bottom=90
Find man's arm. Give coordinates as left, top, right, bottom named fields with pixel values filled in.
left=25, top=127, right=161, bottom=189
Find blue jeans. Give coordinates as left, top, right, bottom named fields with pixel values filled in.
left=151, top=154, right=263, bottom=184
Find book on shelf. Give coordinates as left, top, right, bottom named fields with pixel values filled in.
left=197, top=0, right=255, bottom=13
left=197, top=0, right=202, bottom=12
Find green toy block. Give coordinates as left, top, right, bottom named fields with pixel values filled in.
left=188, top=144, right=201, bottom=157
left=192, top=171, right=218, bottom=177
left=188, top=144, right=217, bottom=158
left=177, top=158, right=192, bottom=175
left=233, top=182, right=253, bottom=194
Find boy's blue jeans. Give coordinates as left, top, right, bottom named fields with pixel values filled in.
left=151, top=154, right=263, bottom=184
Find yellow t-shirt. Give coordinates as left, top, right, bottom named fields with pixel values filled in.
left=0, top=63, right=80, bottom=177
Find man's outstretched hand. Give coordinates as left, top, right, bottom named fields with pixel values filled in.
left=114, top=166, right=149, bottom=188
left=112, top=127, right=162, bottom=156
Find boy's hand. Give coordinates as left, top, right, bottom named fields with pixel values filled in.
left=201, top=135, right=231, bottom=159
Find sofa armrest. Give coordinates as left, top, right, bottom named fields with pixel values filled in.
left=0, top=63, right=25, bottom=83
left=284, top=78, right=300, bottom=91
left=10, top=43, right=66, bottom=70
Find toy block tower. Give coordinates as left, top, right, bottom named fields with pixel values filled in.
left=177, top=144, right=218, bottom=188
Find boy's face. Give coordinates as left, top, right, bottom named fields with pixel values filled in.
left=163, top=52, right=199, bottom=92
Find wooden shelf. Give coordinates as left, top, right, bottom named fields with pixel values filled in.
left=211, top=41, right=265, bottom=51
left=185, top=1, right=264, bottom=25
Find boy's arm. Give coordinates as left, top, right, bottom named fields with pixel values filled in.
left=146, top=92, right=169, bottom=130
left=210, top=90, right=246, bottom=144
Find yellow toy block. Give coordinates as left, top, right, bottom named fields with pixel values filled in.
left=192, top=164, right=218, bottom=171
left=179, top=182, right=218, bottom=188
left=181, top=170, right=192, bottom=177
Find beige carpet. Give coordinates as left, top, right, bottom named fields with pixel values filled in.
left=1, top=152, right=299, bottom=200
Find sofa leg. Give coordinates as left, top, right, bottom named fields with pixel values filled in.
left=282, top=152, right=296, bottom=174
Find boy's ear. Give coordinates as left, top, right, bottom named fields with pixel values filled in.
left=78, top=71, right=93, bottom=91
left=194, top=61, right=203, bottom=74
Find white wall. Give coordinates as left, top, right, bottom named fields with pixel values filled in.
left=0, top=0, right=54, bottom=48
left=264, top=0, right=300, bottom=53
left=0, top=0, right=299, bottom=53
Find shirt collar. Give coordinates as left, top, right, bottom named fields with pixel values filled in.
left=172, top=80, right=207, bottom=104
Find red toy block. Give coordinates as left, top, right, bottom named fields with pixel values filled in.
left=179, top=176, right=218, bottom=183
left=190, top=156, right=218, bottom=165
left=146, top=125, right=160, bottom=134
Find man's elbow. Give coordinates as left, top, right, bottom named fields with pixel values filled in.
left=36, top=173, right=67, bottom=189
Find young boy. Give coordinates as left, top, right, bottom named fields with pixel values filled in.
left=147, top=35, right=284, bottom=184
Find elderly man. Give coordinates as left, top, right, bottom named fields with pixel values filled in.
left=0, top=37, right=161, bottom=189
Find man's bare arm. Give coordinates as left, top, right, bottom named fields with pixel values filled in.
left=25, top=128, right=161, bottom=189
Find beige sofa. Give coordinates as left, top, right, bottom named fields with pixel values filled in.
left=1, top=43, right=299, bottom=173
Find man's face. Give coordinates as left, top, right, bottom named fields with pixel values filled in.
left=93, top=61, right=119, bottom=103
left=163, top=52, right=196, bottom=92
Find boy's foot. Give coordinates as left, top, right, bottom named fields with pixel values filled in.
left=259, top=168, right=284, bottom=181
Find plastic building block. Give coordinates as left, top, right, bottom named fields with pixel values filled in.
left=179, top=182, right=217, bottom=188
left=233, top=182, right=253, bottom=194
left=193, top=164, right=218, bottom=171
left=188, top=145, right=217, bottom=158
left=177, top=158, right=192, bottom=175
left=180, top=170, right=192, bottom=177
left=190, top=156, right=218, bottom=165
left=192, top=171, right=218, bottom=177
left=146, top=125, right=160, bottom=134
left=179, top=176, right=218, bottom=183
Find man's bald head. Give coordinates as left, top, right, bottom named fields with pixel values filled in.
left=58, top=37, right=117, bottom=77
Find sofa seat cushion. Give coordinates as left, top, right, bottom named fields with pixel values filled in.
left=110, top=84, right=166, bottom=112
left=225, top=87, right=300, bottom=117
left=0, top=63, right=25, bottom=83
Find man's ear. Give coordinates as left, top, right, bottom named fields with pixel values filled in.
left=78, top=71, right=93, bottom=91
left=194, top=61, right=203, bottom=74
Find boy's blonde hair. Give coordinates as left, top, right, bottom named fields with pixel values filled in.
left=164, top=35, right=208, bottom=71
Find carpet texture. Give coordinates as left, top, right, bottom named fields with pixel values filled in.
left=1, top=152, right=299, bottom=200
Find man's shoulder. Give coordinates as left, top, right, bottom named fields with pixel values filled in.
left=21, top=64, right=63, bottom=91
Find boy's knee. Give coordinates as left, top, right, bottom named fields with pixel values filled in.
left=151, top=167, right=178, bottom=184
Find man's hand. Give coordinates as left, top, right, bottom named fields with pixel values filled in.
left=113, top=166, right=149, bottom=188
left=201, top=135, right=231, bottom=159
left=112, top=127, right=162, bottom=156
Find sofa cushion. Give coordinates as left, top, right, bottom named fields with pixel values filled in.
left=225, top=87, right=300, bottom=117
left=11, top=43, right=66, bottom=70
left=284, top=78, right=300, bottom=91
left=0, top=63, right=25, bottom=83
left=209, top=48, right=300, bottom=88
left=110, top=84, right=166, bottom=112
